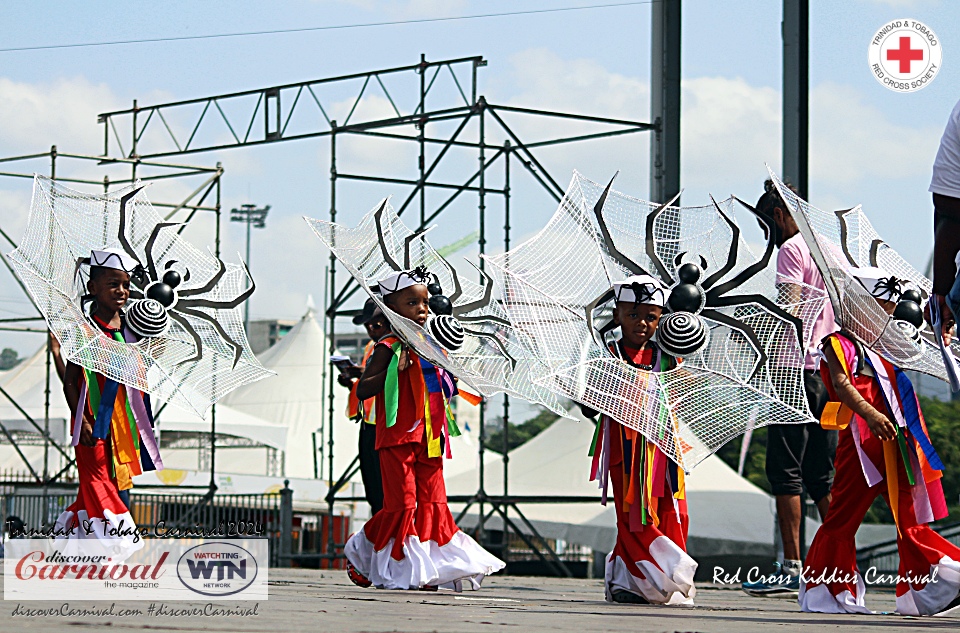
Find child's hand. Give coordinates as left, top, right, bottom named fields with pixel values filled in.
left=398, top=348, right=412, bottom=371
left=79, top=420, right=95, bottom=447
left=866, top=411, right=898, bottom=442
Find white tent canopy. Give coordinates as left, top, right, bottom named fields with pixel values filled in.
left=445, top=409, right=779, bottom=555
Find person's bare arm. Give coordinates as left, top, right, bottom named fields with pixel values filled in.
left=776, top=281, right=803, bottom=314
left=49, top=332, right=66, bottom=382
left=822, top=343, right=897, bottom=441
left=63, top=361, right=95, bottom=447
left=355, top=345, right=394, bottom=401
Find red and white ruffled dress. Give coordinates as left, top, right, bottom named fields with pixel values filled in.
left=589, top=342, right=697, bottom=604
left=55, top=316, right=162, bottom=559
left=801, top=333, right=960, bottom=615
left=344, top=336, right=504, bottom=590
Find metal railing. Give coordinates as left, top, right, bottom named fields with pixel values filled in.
left=856, top=521, right=960, bottom=584
left=1, top=482, right=354, bottom=569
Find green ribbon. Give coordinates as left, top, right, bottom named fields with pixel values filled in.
left=587, top=418, right=602, bottom=457
left=444, top=401, right=461, bottom=438
left=384, top=341, right=402, bottom=428
left=896, top=426, right=916, bottom=487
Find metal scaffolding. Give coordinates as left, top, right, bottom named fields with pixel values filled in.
left=95, top=54, right=652, bottom=571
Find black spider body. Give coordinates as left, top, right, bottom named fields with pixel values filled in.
left=587, top=179, right=806, bottom=380
left=107, top=187, right=254, bottom=367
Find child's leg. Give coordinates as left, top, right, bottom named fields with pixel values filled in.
left=410, top=436, right=505, bottom=590
left=412, top=438, right=457, bottom=549
left=344, top=442, right=420, bottom=588
left=56, top=441, right=132, bottom=539
left=880, top=456, right=960, bottom=615
left=605, top=463, right=697, bottom=604
left=800, top=428, right=880, bottom=613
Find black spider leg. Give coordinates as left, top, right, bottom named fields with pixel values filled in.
left=168, top=311, right=204, bottom=365
left=868, top=238, right=885, bottom=267
left=671, top=251, right=707, bottom=271
left=373, top=199, right=402, bottom=272
left=402, top=227, right=429, bottom=269
left=699, top=307, right=766, bottom=379
left=452, top=261, right=495, bottom=316
left=584, top=288, right=616, bottom=348
left=731, top=196, right=809, bottom=350
left=177, top=259, right=228, bottom=299
left=461, top=325, right=518, bottom=370
left=642, top=191, right=684, bottom=281
left=116, top=186, right=147, bottom=285
left=592, top=176, right=654, bottom=277
left=144, top=221, right=183, bottom=284
left=175, top=305, right=244, bottom=367
left=448, top=261, right=510, bottom=326
left=834, top=208, right=860, bottom=267
left=699, top=195, right=742, bottom=290
left=177, top=261, right=257, bottom=310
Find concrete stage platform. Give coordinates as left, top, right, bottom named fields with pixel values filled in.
left=3, top=569, right=958, bottom=632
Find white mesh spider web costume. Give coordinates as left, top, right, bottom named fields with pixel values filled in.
left=768, top=169, right=960, bottom=386
left=304, top=200, right=568, bottom=417
left=484, top=172, right=828, bottom=472
left=7, top=176, right=271, bottom=417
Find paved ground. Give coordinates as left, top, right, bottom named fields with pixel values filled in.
left=3, top=569, right=958, bottom=633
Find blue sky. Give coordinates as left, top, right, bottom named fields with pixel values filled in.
left=0, top=0, right=957, bottom=362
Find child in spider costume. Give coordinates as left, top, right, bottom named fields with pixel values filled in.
left=57, top=249, right=163, bottom=550
left=581, top=274, right=697, bottom=605
left=343, top=269, right=504, bottom=591
left=801, top=267, right=960, bottom=616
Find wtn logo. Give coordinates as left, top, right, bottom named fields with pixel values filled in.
left=177, top=543, right=259, bottom=596
left=186, top=558, right=247, bottom=581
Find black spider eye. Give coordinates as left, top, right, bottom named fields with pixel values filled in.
left=147, top=283, right=176, bottom=307
left=162, top=270, right=181, bottom=288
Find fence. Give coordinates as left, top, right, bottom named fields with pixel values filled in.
left=1, top=481, right=348, bottom=568
left=856, top=521, right=960, bottom=585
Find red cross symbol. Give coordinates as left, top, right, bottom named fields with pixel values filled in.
left=886, top=36, right=924, bottom=73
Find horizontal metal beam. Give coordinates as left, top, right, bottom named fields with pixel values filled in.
left=99, top=56, right=484, bottom=116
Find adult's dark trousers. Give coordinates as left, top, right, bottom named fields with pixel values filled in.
left=765, top=369, right=837, bottom=503
left=359, top=421, right=384, bottom=514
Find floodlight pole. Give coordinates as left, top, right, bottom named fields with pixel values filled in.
left=230, top=203, right=271, bottom=332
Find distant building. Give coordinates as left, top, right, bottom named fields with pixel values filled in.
left=247, top=319, right=296, bottom=354
left=333, top=329, right=370, bottom=364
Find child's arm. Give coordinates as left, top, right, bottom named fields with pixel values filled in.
left=63, top=361, right=95, bottom=447
left=822, top=343, right=898, bottom=441
left=355, top=344, right=396, bottom=401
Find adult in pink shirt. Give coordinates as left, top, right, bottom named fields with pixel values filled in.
left=742, top=180, right=839, bottom=598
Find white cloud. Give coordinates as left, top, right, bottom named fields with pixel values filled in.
left=0, top=76, right=123, bottom=156
left=680, top=75, right=780, bottom=187
left=809, top=81, right=940, bottom=185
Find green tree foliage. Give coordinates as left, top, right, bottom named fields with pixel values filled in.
left=0, top=348, right=20, bottom=371
left=716, top=396, right=960, bottom=525
left=485, top=407, right=559, bottom=453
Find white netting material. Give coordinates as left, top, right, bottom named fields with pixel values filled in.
left=484, top=172, right=825, bottom=472
left=304, top=203, right=568, bottom=418
left=770, top=169, right=960, bottom=380
left=7, top=176, right=271, bottom=417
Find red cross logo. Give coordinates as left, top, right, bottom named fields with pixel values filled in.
left=886, top=36, right=924, bottom=73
